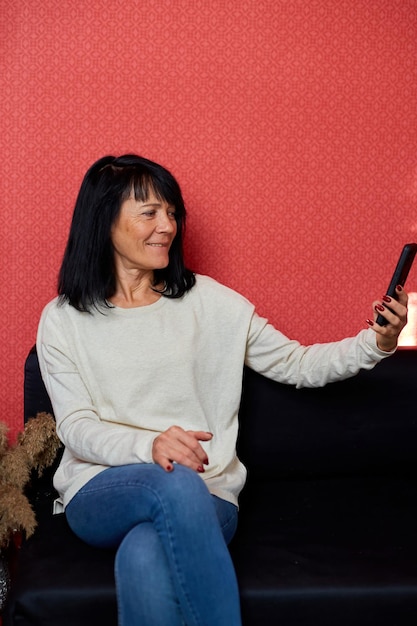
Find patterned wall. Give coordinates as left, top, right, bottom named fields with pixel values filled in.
left=1, top=0, right=417, bottom=440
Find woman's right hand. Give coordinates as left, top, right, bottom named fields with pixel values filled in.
left=152, top=426, right=213, bottom=473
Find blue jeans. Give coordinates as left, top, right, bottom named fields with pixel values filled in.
left=65, top=463, right=242, bottom=626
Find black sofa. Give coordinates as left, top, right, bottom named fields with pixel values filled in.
left=4, top=345, right=417, bottom=626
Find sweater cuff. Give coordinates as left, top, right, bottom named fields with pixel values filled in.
left=364, top=327, right=397, bottom=358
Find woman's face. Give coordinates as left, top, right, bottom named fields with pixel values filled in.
left=111, top=190, right=177, bottom=276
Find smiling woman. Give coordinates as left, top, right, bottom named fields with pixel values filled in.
left=35, top=153, right=408, bottom=626
left=110, top=192, right=177, bottom=307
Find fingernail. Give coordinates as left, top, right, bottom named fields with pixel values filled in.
left=396, top=285, right=403, bottom=291
left=366, top=319, right=374, bottom=326
left=375, top=304, right=384, bottom=312
left=204, top=457, right=209, bottom=465
left=166, top=464, right=173, bottom=472
left=382, top=295, right=392, bottom=303
left=197, top=465, right=205, bottom=473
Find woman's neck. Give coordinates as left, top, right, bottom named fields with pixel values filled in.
left=109, top=273, right=162, bottom=308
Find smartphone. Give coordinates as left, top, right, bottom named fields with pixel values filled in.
left=376, top=242, right=417, bottom=325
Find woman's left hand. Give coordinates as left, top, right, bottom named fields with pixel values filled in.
left=367, top=285, right=409, bottom=352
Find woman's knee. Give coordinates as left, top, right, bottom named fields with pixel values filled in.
left=159, top=464, right=215, bottom=517
left=164, top=464, right=210, bottom=496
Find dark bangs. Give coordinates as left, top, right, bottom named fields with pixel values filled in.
left=103, top=154, right=186, bottom=221
left=126, top=171, right=184, bottom=214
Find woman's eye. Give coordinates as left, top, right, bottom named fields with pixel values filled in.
left=142, top=211, right=155, bottom=217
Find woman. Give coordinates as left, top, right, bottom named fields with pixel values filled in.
left=37, top=154, right=408, bottom=626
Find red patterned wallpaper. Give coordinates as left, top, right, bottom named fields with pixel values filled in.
left=1, top=0, right=417, bottom=440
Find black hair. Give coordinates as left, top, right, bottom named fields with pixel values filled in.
left=58, top=154, right=196, bottom=311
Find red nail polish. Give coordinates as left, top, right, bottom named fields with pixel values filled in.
left=366, top=319, right=374, bottom=326
left=382, top=295, right=392, bottom=303
left=375, top=304, right=384, bottom=312
left=197, top=465, right=205, bottom=473
left=396, top=284, right=403, bottom=291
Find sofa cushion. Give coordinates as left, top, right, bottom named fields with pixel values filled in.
left=6, top=514, right=117, bottom=626
left=231, top=473, right=417, bottom=626
left=237, top=349, right=417, bottom=478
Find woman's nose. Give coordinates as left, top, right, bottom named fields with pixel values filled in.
left=156, top=212, right=176, bottom=233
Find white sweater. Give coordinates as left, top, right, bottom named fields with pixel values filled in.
left=36, top=274, right=391, bottom=510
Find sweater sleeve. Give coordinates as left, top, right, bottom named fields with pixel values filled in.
left=245, top=312, right=394, bottom=388
left=37, top=304, right=157, bottom=466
